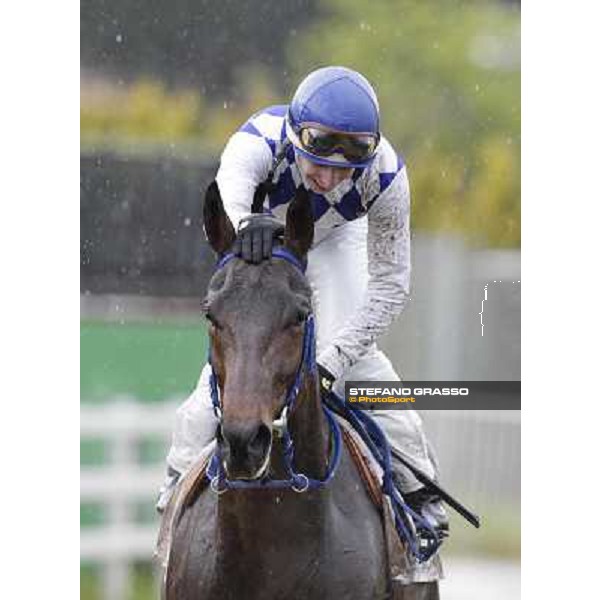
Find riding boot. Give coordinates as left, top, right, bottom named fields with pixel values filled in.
left=403, top=486, right=450, bottom=539
left=156, top=466, right=181, bottom=514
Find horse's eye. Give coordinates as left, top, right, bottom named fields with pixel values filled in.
left=290, top=311, right=307, bottom=327
left=205, top=312, right=222, bottom=330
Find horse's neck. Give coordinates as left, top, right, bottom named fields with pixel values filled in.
left=287, top=371, right=329, bottom=479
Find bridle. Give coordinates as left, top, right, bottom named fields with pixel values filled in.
left=204, top=247, right=442, bottom=563
left=205, top=247, right=342, bottom=493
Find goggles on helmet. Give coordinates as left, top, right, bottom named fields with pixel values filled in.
left=295, top=125, right=379, bottom=164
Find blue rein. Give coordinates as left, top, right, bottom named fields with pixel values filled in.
left=206, top=248, right=342, bottom=494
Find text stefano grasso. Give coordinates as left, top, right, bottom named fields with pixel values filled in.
left=348, top=387, right=470, bottom=396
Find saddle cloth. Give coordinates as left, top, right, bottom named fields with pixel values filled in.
left=154, top=419, right=442, bottom=584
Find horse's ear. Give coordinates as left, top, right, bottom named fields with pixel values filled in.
left=284, top=186, right=314, bottom=260
left=203, top=181, right=236, bottom=255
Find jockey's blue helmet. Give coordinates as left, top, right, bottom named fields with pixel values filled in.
left=286, top=66, right=381, bottom=169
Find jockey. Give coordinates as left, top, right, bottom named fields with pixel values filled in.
left=158, top=66, right=449, bottom=537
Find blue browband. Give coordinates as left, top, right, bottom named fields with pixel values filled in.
left=214, top=246, right=307, bottom=274
left=206, top=248, right=341, bottom=494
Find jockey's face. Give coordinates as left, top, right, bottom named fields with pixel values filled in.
left=297, top=154, right=353, bottom=194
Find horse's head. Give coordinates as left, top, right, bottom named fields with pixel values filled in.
left=202, top=182, right=315, bottom=480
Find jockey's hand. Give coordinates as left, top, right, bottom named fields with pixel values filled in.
left=234, top=214, right=284, bottom=264
left=317, top=363, right=336, bottom=398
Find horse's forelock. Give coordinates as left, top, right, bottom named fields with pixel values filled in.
left=207, top=259, right=311, bottom=312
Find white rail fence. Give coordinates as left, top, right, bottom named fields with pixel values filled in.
left=81, top=400, right=179, bottom=599
left=81, top=401, right=520, bottom=599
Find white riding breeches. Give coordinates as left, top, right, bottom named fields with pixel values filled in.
left=166, top=218, right=436, bottom=492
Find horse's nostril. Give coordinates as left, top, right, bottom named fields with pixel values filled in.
left=221, top=423, right=272, bottom=465
left=220, top=422, right=272, bottom=479
left=248, top=424, right=272, bottom=458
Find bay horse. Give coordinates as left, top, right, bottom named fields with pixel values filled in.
left=163, top=182, right=440, bottom=600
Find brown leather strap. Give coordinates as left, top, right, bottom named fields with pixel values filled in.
left=341, top=427, right=383, bottom=509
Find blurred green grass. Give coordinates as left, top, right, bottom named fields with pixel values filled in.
left=81, top=563, right=158, bottom=600
left=80, top=321, right=208, bottom=403
left=80, top=320, right=207, bottom=533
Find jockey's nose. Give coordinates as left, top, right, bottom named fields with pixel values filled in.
left=314, top=167, right=335, bottom=189
left=219, top=421, right=272, bottom=479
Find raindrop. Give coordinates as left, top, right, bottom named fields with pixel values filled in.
left=116, top=33, right=123, bottom=43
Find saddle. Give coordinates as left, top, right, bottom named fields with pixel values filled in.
left=155, top=440, right=216, bottom=570
left=155, top=420, right=442, bottom=585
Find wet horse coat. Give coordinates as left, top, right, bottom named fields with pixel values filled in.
left=163, top=183, right=439, bottom=600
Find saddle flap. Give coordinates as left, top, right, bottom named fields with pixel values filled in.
left=339, top=420, right=384, bottom=508
left=155, top=441, right=216, bottom=569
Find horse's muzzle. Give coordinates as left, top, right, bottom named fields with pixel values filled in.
left=219, top=422, right=273, bottom=480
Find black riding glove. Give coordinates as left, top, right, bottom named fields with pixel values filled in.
left=234, top=214, right=284, bottom=264
left=318, top=363, right=336, bottom=398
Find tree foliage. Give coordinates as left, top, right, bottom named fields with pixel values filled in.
left=287, top=0, right=520, bottom=246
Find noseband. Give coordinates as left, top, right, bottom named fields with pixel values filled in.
left=206, top=247, right=342, bottom=493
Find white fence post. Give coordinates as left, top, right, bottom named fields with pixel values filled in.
left=81, top=400, right=178, bottom=600
left=105, top=405, right=135, bottom=600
